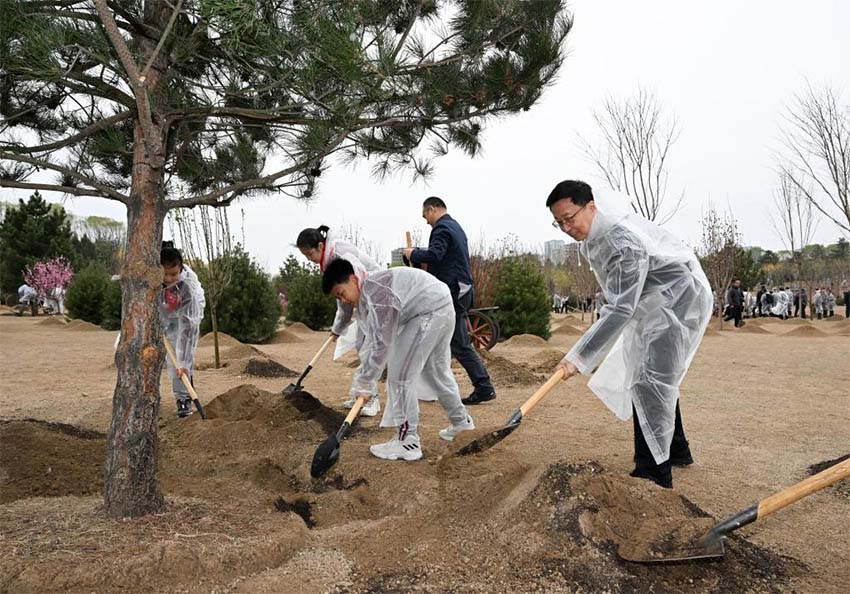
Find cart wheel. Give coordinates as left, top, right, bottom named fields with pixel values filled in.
left=466, top=311, right=498, bottom=351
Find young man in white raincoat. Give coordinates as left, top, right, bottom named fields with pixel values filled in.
left=297, top=225, right=383, bottom=416
left=159, top=243, right=206, bottom=418
left=321, top=258, right=474, bottom=461
left=548, top=180, right=712, bottom=488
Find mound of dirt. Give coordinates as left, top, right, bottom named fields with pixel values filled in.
left=63, top=319, right=102, bottom=332
left=199, top=332, right=242, bottom=348
left=285, top=322, right=314, bottom=334
left=0, top=419, right=106, bottom=503
left=240, top=357, right=298, bottom=378
left=266, top=329, right=303, bottom=344
left=501, top=334, right=549, bottom=347
left=528, top=348, right=567, bottom=373
left=479, top=349, right=543, bottom=386
left=807, top=455, right=850, bottom=500
left=37, top=316, right=68, bottom=326
left=227, top=343, right=267, bottom=359
left=783, top=325, right=829, bottom=338
left=738, top=324, right=771, bottom=334
left=551, top=323, right=582, bottom=336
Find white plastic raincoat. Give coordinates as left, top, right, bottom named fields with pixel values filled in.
left=351, top=267, right=468, bottom=430
left=770, top=290, right=789, bottom=317
left=563, top=211, right=713, bottom=465
left=158, top=265, right=206, bottom=369
left=318, top=229, right=382, bottom=359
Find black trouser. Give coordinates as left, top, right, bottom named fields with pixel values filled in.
left=633, top=401, right=690, bottom=470
left=451, top=291, right=494, bottom=394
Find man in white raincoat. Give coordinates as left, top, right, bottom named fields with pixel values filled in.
left=297, top=225, right=383, bottom=416
left=548, top=181, right=712, bottom=489
left=159, top=243, right=206, bottom=418
left=321, top=258, right=473, bottom=461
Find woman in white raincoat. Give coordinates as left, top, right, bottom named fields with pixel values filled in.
left=159, top=243, right=206, bottom=418
left=548, top=181, right=712, bottom=489
left=297, top=225, right=383, bottom=416
left=321, top=258, right=473, bottom=461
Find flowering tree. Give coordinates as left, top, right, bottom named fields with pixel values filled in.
left=23, top=257, right=74, bottom=303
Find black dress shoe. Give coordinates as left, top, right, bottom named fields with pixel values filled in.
left=462, top=390, right=496, bottom=405
left=670, top=452, right=694, bottom=467
left=630, top=466, right=673, bottom=489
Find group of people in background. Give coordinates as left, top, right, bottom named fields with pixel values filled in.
left=722, top=281, right=847, bottom=327
left=552, top=290, right=606, bottom=321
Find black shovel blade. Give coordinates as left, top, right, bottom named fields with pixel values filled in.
left=311, top=433, right=341, bottom=478
left=282, top=382, right=301, bottom=396
left=193, top=398, right=207, bottom=420
left=455, top=421, right=521, bottom=457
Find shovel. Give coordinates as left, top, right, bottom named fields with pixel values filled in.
left=454, top=368, right=565, bottom=457
left=283, top=334, right=335, bottom=397
left=310, top=395, right=369, bottom=478
left=162, top=336, right=207, bottom=420
left=620, top=454, right=850, bottom=563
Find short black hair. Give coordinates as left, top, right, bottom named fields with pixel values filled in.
left=160, top=241, right=183, bottom=268
left=322, top=258, right=355, bottom=294
left=296, top=225, right=329, bottom=249
left=546, top=180, right=594, bottom=208
left=423, top=196, right=447, bottom=209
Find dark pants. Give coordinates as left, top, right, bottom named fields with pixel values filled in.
left=845, top=292, right=850, bottom=318
left=452, top=291, right=494, bottom=394
left=633, top=401, right=690, bottom=471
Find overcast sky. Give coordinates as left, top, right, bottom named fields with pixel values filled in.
left=5, top=0, right=848, bottom=270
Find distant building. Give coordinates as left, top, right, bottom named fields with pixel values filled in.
left=390, top=247, right=406, bottom=267
left=543, top=240, right=579, bottom=265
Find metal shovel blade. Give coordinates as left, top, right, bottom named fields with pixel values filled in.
left=282, top=383, right=300, bottom=396
left=310, top=433, right=341, bottom=478
left=617, top=517, right=725, bottom=563
left=455, top=419, right=521, bottom=457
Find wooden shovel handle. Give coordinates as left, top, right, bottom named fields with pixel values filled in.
left=344, top=395, right=370, bottom=425
left=162, top=336, right=201, bottom=401
left=405, top=231, right=413, bottom=248
left=519, top=368, right=566, bottom=417
left=758, top=455, right=850, bottom=518
left=308, top=335, right=335, bottom=368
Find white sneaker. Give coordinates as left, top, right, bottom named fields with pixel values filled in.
left=369, top=435, right=422, bottom=461
left=439, top=415, right=475, bottom=441
left=360, top=396, right=380, bottom=417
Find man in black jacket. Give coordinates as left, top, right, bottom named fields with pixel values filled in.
left=403, top=197, right=496, bottom=405
left=724, top=279, right=745, bottom=328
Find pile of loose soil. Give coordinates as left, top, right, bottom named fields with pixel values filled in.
left=783, top=325, right=829, bottom=338
left=37, top=316, right=68, bottom=326
left=738, top=324, right=771, bottom=334
left=195, top=343, right=269, bottom=370
left=501, top=334, right=549, bottom=347
left=240, top=357, right=298, bottom=378
left=199, top=331, right=242, bottom=348
left=285, top=322, right=314, bottom=334
left=551, top=323, right=582, bottom=336
left=63, top=319, right=102, bottom=332
left=0, top=419, right=106, bottom=503
left=479, top=349, right=543, bottom=386
left=265, top=329, right=303, bottom=344
left=528, top=348, right=567, bottom=373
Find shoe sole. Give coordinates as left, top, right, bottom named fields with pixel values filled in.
left=360, top=408, right=380, bottom=417
left=369, top=448, right=422, bottom=461
left=462, top=396, right=496, bottom=405
left=439, top=426, right=475, bottom=442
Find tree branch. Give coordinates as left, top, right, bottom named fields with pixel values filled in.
left=0, top=179, right=125, bottom=201
left=1, top=112, right=132, bottom=154
left=141, top=0, right=183, bottom=81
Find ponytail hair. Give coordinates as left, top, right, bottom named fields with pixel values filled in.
left=160, top=241, right=183, bottom=268
left=296, top=225, right=329, bottom=249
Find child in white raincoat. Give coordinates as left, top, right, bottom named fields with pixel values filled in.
left=548, top=181, right=712, bottom=489
left=159, top=243, right=205, bottom=418
left=297, top=225, right=384, bottom=416
left=321, top=258, right=473, bottom=461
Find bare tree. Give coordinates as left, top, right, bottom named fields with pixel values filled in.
left=339, top=222, right=383, bottom=265
left=561, top=249, right=597, bottom=321
left=779, top=83, right=850, bottom=234
left=697, top=205, right=740, bottom=329
left=580, top=87, right=684, bottom=224
left=771, top=172, right=818, bottom=312
left=170, top=206, right=234, bottom=369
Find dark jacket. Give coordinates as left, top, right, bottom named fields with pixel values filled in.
left=728, top=286, right=744, bottom=308
left=410, top=214, right=473, bottom=303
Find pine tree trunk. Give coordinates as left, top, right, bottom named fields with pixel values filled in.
left=104, top=129, right=167, bottom=517
left=212, top=307, right=221, bottom=369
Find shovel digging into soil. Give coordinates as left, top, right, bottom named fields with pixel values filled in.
left=310, top=395, right=369, bottom=478
left=283, top=334, right=335, bottom=397
left=162, top=336, right=207, bottom=420
left=619, top=454, right=850, bottom=563
left=451, top=368, right=565, bottom=457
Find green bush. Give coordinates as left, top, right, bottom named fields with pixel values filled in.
left=65, top=263, right=109, bottom=324
left=201, top=248, right=279, bottom=343
left=100, top=279, right=123, bottom=330
left=492, top=256, right=551, bottom=340
left=277, top=255, right=337, bottom=330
